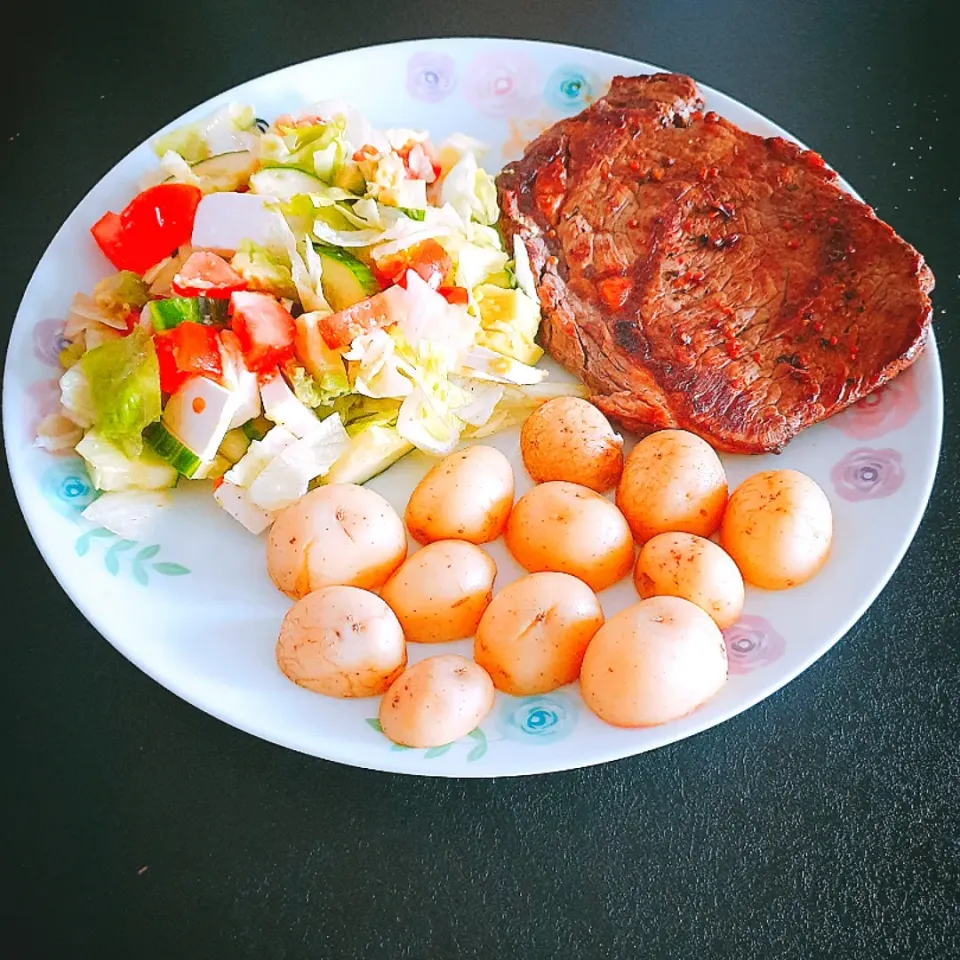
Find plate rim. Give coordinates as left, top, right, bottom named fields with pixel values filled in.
left=3, top=37, right=944, bottom=777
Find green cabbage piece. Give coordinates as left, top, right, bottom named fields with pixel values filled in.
left=230, top=242, right=298, bottom=300
left=79, top=327, right=161, bottom=458
left=284, top=361, right=350, bottom=409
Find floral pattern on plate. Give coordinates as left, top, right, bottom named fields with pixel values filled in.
left=829, top=369, right=920, bottom=439
left=722, top=616, right=786, bottom=675
left=406, top=51, right=457, bottom=103
left=831, top=447, right=905, bottom=502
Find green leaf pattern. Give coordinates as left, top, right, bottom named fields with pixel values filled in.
left=73, top=527, right=190, bottom=586
left=366, top=720, right=489, bottom=763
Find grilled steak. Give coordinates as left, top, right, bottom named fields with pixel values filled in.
left=497, top=74, right=934, bottom=453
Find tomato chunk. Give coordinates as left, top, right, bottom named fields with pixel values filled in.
left=90, top=183, right=202, bottom=275
left=171, top=322, right=223, bottom=380
left=172, top=251, right=247, bottom=298
left=230, top=291, right=296, bottom=372
left=154, top=332, right=189, bottom=394
left=438, top=285, right=470, bottom=305
left=372, top=239, right=452, bottom=290
left=317, top=289, right=404, bottom=349
left=154, top=324, right=223, bottom=392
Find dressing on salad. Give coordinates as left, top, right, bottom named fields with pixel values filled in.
left=38, top=101, right=586, bottom=537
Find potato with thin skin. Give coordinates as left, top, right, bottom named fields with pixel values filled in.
left=520, top=397, right=624, bottom=492
left=616, top=429, right=727, bottom=543
left=380, top=540, right=497, bottom=643
left=474, top=572, right=604, bottom=695
left=580, top=596, right=728, bottom=728
left=634, top=532, right=744, bottom=629
left=405, top=446, right=514, bottom=545
left=276, top=585, right=406, bottom=697
left=505, top=481, right=634, bottom=592
left=267, top=484, right=406, bottom=598
left=720, top=469, right=833, bottom=589
left=378, top=655, right=495, bottom=748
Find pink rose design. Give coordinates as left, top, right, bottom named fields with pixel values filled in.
left=831, top=447, right=905, bottom=502
left=406, top=51, right=456, bottom=103
left=33, top=318, right=69, bottom=367
left=27, top=378, right=63, bottom=437
left=722, top=616, right=786, bottom=675
left=463, top=51, right=541, bottom=117
left=830, top=371, right=920, bottom=439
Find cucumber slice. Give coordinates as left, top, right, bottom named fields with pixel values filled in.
left=218, top=428, right=252, bottom=464
left=190, top=151, right=258, bottom=192
left=250, top=168, right=325, bottom=201
left=148, top=296, right=228, bottom=330
left=198, top=297, right=229, bottom=325
left=192, top=453, right=232, bottom=481
left=314, top=245, right=380, bottom=311
left=149, top=297, right=200, bottom=330
left=143, top=422, right=204, bottom=477
left=323, top=425, right=413, bottom=486
left=242, top=416, right=274, bottom=442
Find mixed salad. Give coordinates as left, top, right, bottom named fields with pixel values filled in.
left=37, top=101, right=584, bottom=537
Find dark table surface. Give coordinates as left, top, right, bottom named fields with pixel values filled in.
left=4, top=1, right=958, bottom=957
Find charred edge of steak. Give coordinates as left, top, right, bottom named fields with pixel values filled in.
left=496, top=72, right=935, bottom=454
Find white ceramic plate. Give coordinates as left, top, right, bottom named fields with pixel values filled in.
left=4, top=39, right=942, bottom=777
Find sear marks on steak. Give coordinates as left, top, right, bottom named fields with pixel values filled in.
left=497, top=74, right=935, bottom=453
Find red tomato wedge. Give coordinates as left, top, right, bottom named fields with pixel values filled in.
left=438, top=285, right=470, bottom=305
left=154, top=324, right=223, bottom=393
left=372, top=238, right=452, bottom=290
left=170, top=323, right=223, bottom=380
left=91, top=183, right=202, bottom=275
left=230, top=291, right=297, bottom=372
left=172, top=251, right=247, bottom=298
left=317, top=288, right=405, bottom=349
left=154, top=332, right=189, bottom=394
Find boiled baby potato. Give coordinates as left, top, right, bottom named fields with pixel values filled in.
left=580, top=596, right=727, bottom=728
left=378, top=654, right=495, bottom=748
left=504, top=481, right=634, bottom=592
left=380, top=540, right=497, bottom=643
left=634, top=532, right=745, bottom=630
left=615, top=429, right=727, bottom=543
left=405, top=445, right=514, bottom=545
left=267, top=483, right=406, bottom=599
left=474, top=571, right=604, bottom=695
left=520, top=396, right=624, bottom=492
left=276, top=585, right=406, bottom=697
left=720, top=469, right=833, bottom=589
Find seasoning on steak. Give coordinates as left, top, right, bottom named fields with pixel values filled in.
left=497, top=74, right=934, bottom=453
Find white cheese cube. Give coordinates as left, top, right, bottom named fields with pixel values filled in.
left=162, top=377, right=242, bottom=462
left=214, top=481, right=275, bottom=535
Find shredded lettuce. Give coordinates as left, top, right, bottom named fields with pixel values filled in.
left=81, top=490, right=171, bottom=539
left=93, top=272, right=150, bottom=317
left=260, top=118, right=347, bottom=180
left=465, top=381, right=591, bottom=438
left=80, top=327, right=161, bottom=458
left=325, top=395, right=402, bottom=436
left=475, top=285, right=544, bottom=366
left=231, top=241, right=298, bottom=299
left=344, top=329, right=416, bottom=399
left=59, top=365, right=96, bottom=427
left=153, top=104, right=258, bottom=163
left=439, top=142, right=498, bottom=225
left=284, top=360, right=350, bottom=408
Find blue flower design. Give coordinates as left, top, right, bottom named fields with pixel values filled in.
left=497, top=692, right=578, bottom=745
left=544, top=65, right=600, bottom=114
left=41, top=457, right=99, bottom=517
